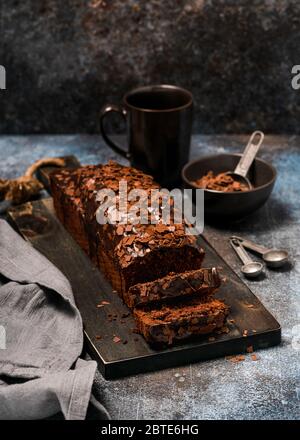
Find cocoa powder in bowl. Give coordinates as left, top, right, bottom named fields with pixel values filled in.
left=193, top=171, right=249, bottom=192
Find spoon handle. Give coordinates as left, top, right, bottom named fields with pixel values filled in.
left=231, top=235, right=269, bottom=255
left=234, top=131, right=264, bottom=178
left=230, top=239, right=254, bottom=265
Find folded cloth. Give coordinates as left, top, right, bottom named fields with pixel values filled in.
left=0, top=220, right=109, bottom=420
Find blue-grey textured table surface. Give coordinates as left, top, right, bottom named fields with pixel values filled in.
left=0, top=134, right=299, bottom=420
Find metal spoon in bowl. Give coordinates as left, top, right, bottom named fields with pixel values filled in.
left=230, top=238, right=264, bottom=278
left=231, top=235, right=289, bottom=268
left=226, top=131, right=265, bottom=189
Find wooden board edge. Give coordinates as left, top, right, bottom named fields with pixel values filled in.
left=93, top=326, right=282, bottom=379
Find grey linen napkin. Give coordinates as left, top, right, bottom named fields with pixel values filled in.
left=0, top=220, right=109, bottom=420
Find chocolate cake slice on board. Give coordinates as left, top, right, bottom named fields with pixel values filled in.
left=124, top=267, right=221, bottom=308
left=134, top=296, right=229, bottom=346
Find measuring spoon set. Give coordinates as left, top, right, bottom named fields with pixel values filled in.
left=230, top=236, right=289, bottom=279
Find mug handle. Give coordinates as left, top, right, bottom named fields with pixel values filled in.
left=99, top=104, right=130, bottom=159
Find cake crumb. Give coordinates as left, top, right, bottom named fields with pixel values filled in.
left=226, top=354, right=245, bottom=363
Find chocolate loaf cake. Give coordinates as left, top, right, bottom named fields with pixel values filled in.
left=51, top=161, right=205, bottom=294
left=51, top=161, right=229, bottom=347
left=134, top=296, right=229, bottom=346
left=123, top=267, right=221, bottom=308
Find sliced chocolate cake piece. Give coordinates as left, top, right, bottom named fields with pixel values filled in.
left=134, top=296, right=229, bottom=346
left=124, top=267, right=221, bottom=308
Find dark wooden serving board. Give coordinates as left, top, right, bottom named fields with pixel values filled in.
left=7, top=193, right=281, bottom=379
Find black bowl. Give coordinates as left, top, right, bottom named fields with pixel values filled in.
left=182, top=154, right=277, bottom=221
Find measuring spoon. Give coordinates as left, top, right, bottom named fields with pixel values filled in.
left=231, top=235, right=289, bottom=268
left=230, top=238, right=264, bottom=278
left=226, top=131, right=265, bottom=189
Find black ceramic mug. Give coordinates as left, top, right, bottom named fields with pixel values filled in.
left=100, top=84, right=193, bottom=187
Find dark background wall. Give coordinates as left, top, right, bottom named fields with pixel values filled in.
left=1, top=0, right=300, bottom=134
